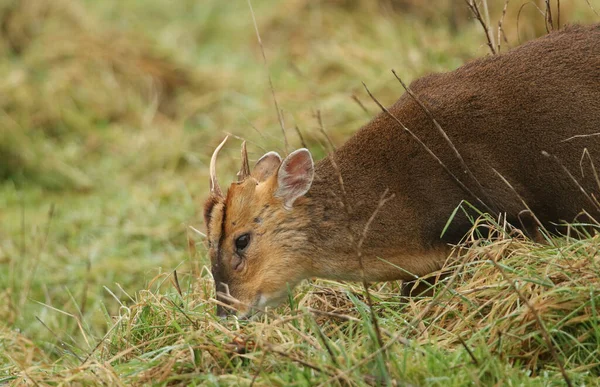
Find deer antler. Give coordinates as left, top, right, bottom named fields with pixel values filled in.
left=237, top=141, right=251, bottom=181
left=209, top=136, right=228, bottom=197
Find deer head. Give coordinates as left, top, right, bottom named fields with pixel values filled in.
left=204, top=137, right=315, bottom=317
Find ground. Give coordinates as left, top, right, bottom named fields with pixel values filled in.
left=1, top=0, right=599, bottom=385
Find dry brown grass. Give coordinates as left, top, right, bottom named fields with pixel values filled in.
left=0, top=0, right=213, bottom=190
left=6, top=220, right=599, bottom=385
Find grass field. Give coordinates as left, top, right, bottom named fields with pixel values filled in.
left=1, top=0, right=600, bottom=385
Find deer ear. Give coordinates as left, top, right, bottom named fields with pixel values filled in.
left=276, top=149, right=314, bottom=209
left=252, top=151, right=282, bottom=182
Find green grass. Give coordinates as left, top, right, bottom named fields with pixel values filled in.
left=1, top=0, right=599, bottom=385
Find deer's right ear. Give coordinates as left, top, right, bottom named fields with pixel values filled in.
left=275, top=149, right=314, bottom=210
left=252, top=151, right=282, bottom=182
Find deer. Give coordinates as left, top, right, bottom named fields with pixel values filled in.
left=204, top=24, right=600, bottom=317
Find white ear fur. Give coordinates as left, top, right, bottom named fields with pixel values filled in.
left=253, top=151, right=282, bottom=182
left=275, top=149, right=314, bottom=210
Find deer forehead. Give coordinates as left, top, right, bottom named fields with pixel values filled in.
left=222, top=178, right=276, bottom=231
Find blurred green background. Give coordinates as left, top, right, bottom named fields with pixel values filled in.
left=0, top=0, right=598, bottom=383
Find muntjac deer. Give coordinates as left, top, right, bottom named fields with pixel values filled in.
left=204, top=24, right=600, bottom=317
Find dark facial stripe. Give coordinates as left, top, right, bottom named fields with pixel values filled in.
left=203, top=196, right=218, bottom=231
left=218, top=200, right=227, bottom=263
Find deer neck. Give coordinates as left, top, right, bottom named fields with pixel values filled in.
left=298, top=155, right=448, bottom=283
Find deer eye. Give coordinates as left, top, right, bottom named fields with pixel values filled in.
left=235, top=233, right=250, bottom=253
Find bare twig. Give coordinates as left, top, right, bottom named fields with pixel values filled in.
left=356, top=188, right=396, bottom=351
left=327, top=153, right=350, bottom=214
left=561, top=132, right=600, bottom=142
left=480, top=0, right=495, bottom=47
left=246, top=0, right=289, bottom=154
left=544, top=0, right=554, bottom=32
left=465, top=0, right=497, bottom=55
left=362, top=82, right=493, bottom=215
left=497, top=0, right=510, bottom=52
left=392, top=70, right=497, bottom=214
left=222, top=132, right=268, bottom=156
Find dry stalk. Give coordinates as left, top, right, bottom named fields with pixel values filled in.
left=222, top=132, right=268, bottom=156
left=356, top=188, right=396, bottom=351
left=544, top=0, right=551, bottom=32
left=81, top=316, right=125, bottom=365
left=21, top=203, right=55, bottom=309
left=294, top=125, right=308, bottom=149
left=465, top=0, right=497, bottom=55
left=542, top=152, right=600, bottom=213
left=308, top=314, right=340, bottom=368
left=171, top=270, right=183, bottom=298
left=320, top=125, right=390, bottom=366
left=249, top=350, right=267, bottom=387
left=579, top=148, right=600, bottom=193
left=79, top=257, right=91, bottom=319
left=35, top=316, right=83, bottom=362
left=584, top=0, right=600, bottom=16
left=498, top=0, right=510, bottom=52
left=561, top=132, right=600, bottom=142
left=392, top=70, right=497, bottom=215
left=306, top=307, right=361, bottom=323
left=351, top=94, right=371, bottom=116
left=516, top=2, right=545, bottom=44
left=318, top=328, right=411, bottom=387
left=362, top=82, right=492, bottom=215
left=315, top=110, right=336, bottom=152
left=246, top=0, right=289, bottom=154
left=240, top=111, right=285, bottom=154
left=488, top=166, right=572, bottom=262
left=259, top=340, right=336, bottom=377
left=164, top=298, right=199, bottom=330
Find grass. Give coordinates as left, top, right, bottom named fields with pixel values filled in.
left=1, top=0, right=599, bottom=385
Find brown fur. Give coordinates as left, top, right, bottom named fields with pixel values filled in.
left=205, top=24, right=600, bottom=316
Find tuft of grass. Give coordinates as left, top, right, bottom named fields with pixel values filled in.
left=6, top=222, right=600, bottom=385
